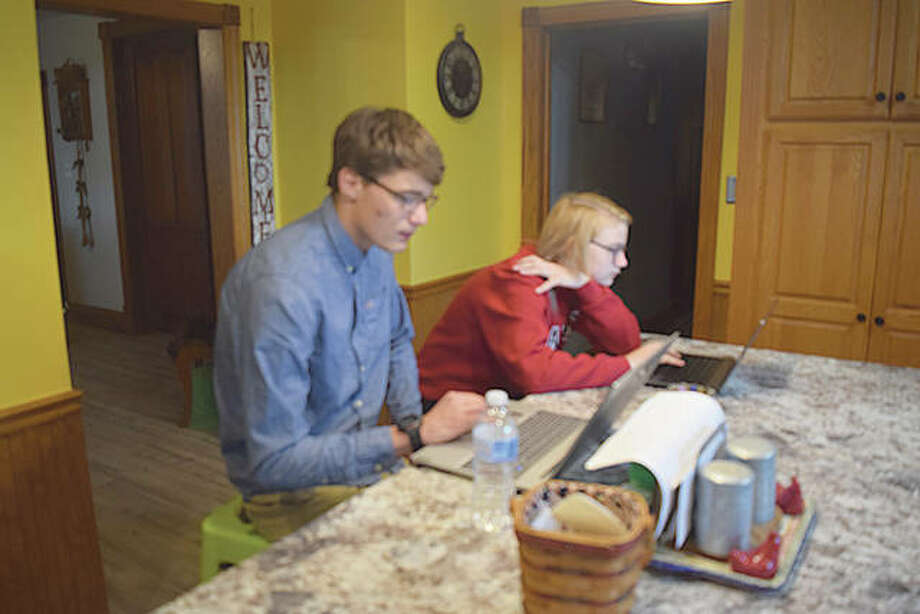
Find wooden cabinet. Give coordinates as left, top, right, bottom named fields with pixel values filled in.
left=729, top=0, right=920, bottom=368
left=867, top=129, right=920, bottom=365
left=768, top=0, right=920, bottom=121
left=756, top=125, right=888, bottom=360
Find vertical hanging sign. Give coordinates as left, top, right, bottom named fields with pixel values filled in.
left=244, top=42, right=275, bottom=245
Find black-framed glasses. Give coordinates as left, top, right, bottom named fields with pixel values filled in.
left=360, top=173, right=439, bottom=211
left=591, top=239, right=625, bottom=259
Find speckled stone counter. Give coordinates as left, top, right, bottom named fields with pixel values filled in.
left=157, top=341, right=920, bottom=613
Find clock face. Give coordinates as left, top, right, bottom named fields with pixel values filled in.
left=437, top=36, right=482, bottom=118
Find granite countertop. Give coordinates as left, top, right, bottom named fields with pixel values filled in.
left=157, top=341, right=920, bottom=613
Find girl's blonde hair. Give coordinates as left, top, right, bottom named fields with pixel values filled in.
left=536, top=192, right=632, bottom=274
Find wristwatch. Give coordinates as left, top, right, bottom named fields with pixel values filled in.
left=396, top=415, right=424, bottom=452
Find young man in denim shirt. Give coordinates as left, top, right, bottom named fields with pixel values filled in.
left=214, top=107, right=485, bottom=540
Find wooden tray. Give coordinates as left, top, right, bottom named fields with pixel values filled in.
left=648, top=499, right=817, bottom=593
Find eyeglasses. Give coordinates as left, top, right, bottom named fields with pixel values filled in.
left=360, top=173, right=439, bottom=211
left=591, top=239, right=625, bottom=259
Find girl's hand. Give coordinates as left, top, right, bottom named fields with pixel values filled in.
left=513, top=255, right=590, bottom=294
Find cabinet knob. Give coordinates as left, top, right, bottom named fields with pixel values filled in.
left=874, top=316, right=885, bottom=326
left=876, top=92, right=887, bottom=102
left=895, top=92, right=906, bottom=102
left=856, top=313, right=867, bottom=322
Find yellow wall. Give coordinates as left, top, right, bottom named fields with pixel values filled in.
left=0, top=0, right=72, bottom=408
left=270, top=0, right=743, bottom=285
left=271, top=0, right=408, bottom=276
left=404, top=1, right=518, bottom=282
left=715, top=0, right=742, bottom=281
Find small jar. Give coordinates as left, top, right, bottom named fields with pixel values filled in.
left=724, top=436, right=777, bottom=525
left=694, top=459, right=754, bottom=558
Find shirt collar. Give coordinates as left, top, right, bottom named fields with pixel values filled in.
left=321, top=195, right=366, bottom=274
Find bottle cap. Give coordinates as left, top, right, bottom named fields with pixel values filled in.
left=485, top=389, right=509, bottom=407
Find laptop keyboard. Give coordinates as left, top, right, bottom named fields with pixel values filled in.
left=654, top=354, right=727, bottom=384
left=462, top=410, right=585, bottom=472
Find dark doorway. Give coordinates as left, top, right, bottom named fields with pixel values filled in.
left=112, top=27, right=215, bottom=334
left=549, top=17, right=708, bottom=336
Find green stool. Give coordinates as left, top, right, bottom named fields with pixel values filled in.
left=200, top=495, right=270, bottom=582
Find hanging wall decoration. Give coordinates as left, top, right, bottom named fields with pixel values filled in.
left=243, top=42, right=275, bottom=245
left=55, top=60, right=94, bottom=247
left=436, top=25, right=482, bottom=118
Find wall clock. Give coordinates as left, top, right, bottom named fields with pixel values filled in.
left=437, top=25, right=482, bottom=118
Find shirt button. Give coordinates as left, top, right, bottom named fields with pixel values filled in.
left=346, top=265, right=355, bottom=273
left=374, top=464, right=383, bottom=472
left=360, top=365, right=366, bottom=372
left=353, top=399, right=364, bottom=408
left=365, top=300, right=374, bottom=309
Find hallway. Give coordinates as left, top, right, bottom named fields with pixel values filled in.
left=68, top=322, right=234, bottom=613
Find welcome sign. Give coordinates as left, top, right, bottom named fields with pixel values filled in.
left=244, top=42, right=275, bottom=245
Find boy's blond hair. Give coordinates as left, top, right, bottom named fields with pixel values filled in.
left=327, top=107, right=444, bottom=191
left=536, top=192, right=632, bottom=274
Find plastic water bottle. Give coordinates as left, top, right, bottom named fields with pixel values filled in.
left=472, top=389, right=519, bottom=532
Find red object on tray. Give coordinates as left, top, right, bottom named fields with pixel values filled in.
left=776, top=476, right=804, bottom=515
left=729, top=532, right=782, bottom=579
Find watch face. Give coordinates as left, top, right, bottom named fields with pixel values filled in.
left=437, top=35, right=482, bottom=118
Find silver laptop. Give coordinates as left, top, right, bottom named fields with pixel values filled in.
left=411, top=332, right=679, bottom=491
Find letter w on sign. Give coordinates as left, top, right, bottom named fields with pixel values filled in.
left=244, top=42, right=275, bottom=245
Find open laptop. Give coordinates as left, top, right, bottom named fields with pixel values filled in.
left=411, top=332, right=679, bottom=491
left=647, top=310, right=772, bottom=394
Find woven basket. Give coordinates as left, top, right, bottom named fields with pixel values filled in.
left=512, top=480, right=654, bottom=614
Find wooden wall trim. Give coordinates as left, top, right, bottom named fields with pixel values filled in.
left=726, top=0, right=771, bottom=344
left=691, top=5, right=730, bottom=341
left=0, top=389, right=82, bottom=434
left=219, top=24, right=254, bottom=295
left=66, top=302, right=132, bottom=333
left=521, top=17, right=550, bottom=243
left=524, top=0, right=713, bottom=27
left=36, top=0, right=240, bottom=27
left=0, top=389, right=108, bottom=613
left=402, top=269, right=478, bottom=353
left=98, top=30, right=136, bottom=332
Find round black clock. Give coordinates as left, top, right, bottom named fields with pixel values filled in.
left=437, top=25, right=482, bottom=118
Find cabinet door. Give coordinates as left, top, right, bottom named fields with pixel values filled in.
left=867, top=129, right=920, bottom=366
left=891, top=0, right=920, bottom=120
left=752, top=125, right=888, bottom=360
left=768, top=0, right=897, bottom=120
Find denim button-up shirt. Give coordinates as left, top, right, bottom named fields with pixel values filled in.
left=214, top=196, right=421, bottom=498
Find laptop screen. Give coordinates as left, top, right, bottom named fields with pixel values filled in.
left=553, top=331, right=680, bottom=474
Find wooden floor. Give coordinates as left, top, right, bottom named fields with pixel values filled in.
left=67, top=321, right=235, bottom=614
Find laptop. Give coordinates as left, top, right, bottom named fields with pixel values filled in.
left=647, top=310, right=772, bottom=394
left=410, top=332, right=679, bottom=491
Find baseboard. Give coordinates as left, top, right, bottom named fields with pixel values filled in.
left=711, top=281, right=731, bottom=343
left=66, top=302, right=132, bottom=332
left=402, top=269, right=477, bottom=353
left=0, top=389, right=108, bottom=613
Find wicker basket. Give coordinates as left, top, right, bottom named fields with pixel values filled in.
left=512, top=480, right=654, bottom=614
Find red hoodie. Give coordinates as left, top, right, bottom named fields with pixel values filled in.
left=418, top=246, right=641, bottom=400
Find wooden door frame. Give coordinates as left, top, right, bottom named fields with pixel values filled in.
left=521, top=0, right=730, bottom=340
left=37, top=0, right=251, bottom=332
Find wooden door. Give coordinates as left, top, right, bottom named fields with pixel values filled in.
left=891, top=0, right=920, bottom=120
left=114, top=29, right=214, bottom=333
left=768, top=0, right=898, bottom=120
left=751, top=124, right=889, bottom=360
left=867, top=128, right=920, bottom=366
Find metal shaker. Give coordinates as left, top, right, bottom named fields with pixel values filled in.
left=724, top=436, right=777, bottom=525
left=694, top=459, right=754, bottom=558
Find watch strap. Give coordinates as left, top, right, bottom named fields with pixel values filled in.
left=397, top=416, right=424, bottom=453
